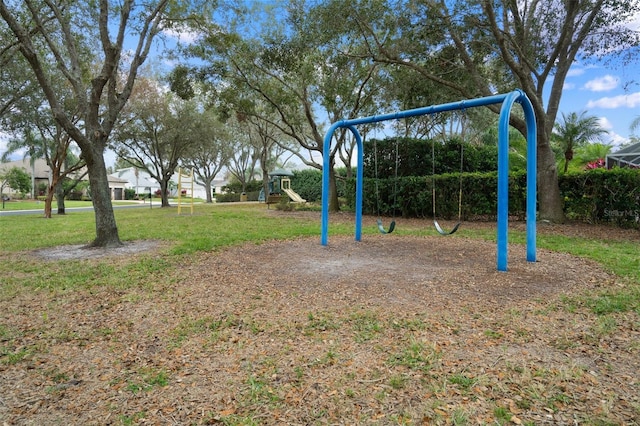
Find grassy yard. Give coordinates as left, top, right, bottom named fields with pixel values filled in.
left=0, top=199, right=96, bottom=211
left=0, top=198, right=196, bottom=211
left=0, top=199, right=157, bottom=211
left=1, top=203, right=639, bottom=425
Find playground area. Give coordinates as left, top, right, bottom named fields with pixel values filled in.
left=3, top=213, right=639, bottom=425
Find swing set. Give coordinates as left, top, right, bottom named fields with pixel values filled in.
left=321, top=90, right=537, bottom=272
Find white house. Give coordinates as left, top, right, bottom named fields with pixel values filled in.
left=111, top=167, right=227, bottom=200
left=111, top=167, right=160, bottom=196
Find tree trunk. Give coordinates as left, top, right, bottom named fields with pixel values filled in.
left=328, top=159, right=340, bottom=212
left=536, top=130, right=565, bottom=223
left=86, top=152, right=121, bottom=247
left=205, top=181, right=213, bottom=203
left=44, top=171, right=61, bottom=218
left=44, top=184, right=54, bottom=218
left=262, top=168, right=270, bottom=201
left=160, top=180, right=171, bottom=207
left=55, top=182, right=66, bottom=214
left=563, top=149, right=573, bottom=173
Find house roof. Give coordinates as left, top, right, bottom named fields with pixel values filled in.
left=108, top=175, right=128, bottom=184
left=606, top=141, right=640, bottom=168
left=111, top=167, right=160, bottom=190
left=0, top=158, right=51, bottom=178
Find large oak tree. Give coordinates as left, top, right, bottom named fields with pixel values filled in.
left=113, top=77, right=202, bottom=207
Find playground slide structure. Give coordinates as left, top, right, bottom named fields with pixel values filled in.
left=280, top=177, right=306, bottom=203
left=282, top=188, right=305, bottom=203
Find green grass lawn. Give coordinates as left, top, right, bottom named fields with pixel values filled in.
left=1, top=199, right=95, bottom=211
left=0, top=199, right=151, bottom=211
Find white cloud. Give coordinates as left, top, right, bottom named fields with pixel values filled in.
left=563, top=82, right=576, bottom=90
left=586, top=92, right=640, bottom=109
left=607, top=132, right=630, bottom=149
left=626, top=10, right=640, bottom=31
left=162, top=25, right=202, bottom=44
left=567, top=68, right=586, bottom=77
left=566, top=63, right=598, bottom=78
left=584, top=75, right=618, bottom=92
left=598, top=116, right=614, bottom=130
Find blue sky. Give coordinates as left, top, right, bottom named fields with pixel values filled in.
left=557, top=62, right=639, bottom=147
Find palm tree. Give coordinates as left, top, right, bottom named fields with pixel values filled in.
left=631, top=116, right=640, bottom=135
left=552, top=111, right=608, bottom=173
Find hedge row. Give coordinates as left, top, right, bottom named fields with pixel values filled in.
left=345, top=168, right=639, bottom=228
left=216, top=190, right=261, bottom=202
left=346, top=172, right=528, bottom=221
left=363, top=137, right=507, bottom=178
left=560, top=168, right=640, bottom=227
left=224, top=165, right=639, bottom=228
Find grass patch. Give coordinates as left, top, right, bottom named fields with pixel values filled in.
left=0, top=204, right=334, bottom=298
left=448, top=373, right=477, bottom=391
left=126, top=368, right=169, bottom=394
left=0, top=346, right=33, bottom=365
left=0, top=200, right=95, bottom=211
left=387, top=340, right=440, bottom=373
left=305, top=312, right=341, bottom=334
left=245, top=374, right=281, bottom=405
left=170, top=313, right=240, bottom=346
left=350, top=311, right=383, bottom=342
left=119, top=411, right=147, bottom=425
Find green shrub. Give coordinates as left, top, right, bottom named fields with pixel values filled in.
left=363, top=137, right=499, bottom=179
left=221, top=180, right=263, bottom=194
left=290, top=169, right=322, bottom=202
left=560, top=168, right=640, bottom=227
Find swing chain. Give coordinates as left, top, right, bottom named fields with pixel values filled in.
left=373, top=138, right=397, bottom=234
left=431, top=109, right=465, bottom=235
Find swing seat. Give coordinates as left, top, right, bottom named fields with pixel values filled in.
left=433, top=220, right=460, bottom=236
left=377, top=218, right=396, bottom=234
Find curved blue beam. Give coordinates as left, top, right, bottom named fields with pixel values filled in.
left=321, top=90, right=537, bottom=271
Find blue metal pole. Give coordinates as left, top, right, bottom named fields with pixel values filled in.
left=321, top=122, right=342, bottom=246
left=497, top=92, right=520, bottom=271
left=520, top=95, right=537, bottom=262
left=349, top=125, right=364, bottom=242
left=322, top=123, right=365, bottom=245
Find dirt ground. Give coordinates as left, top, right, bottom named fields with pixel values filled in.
left=1, top=216, right=639, bottom=425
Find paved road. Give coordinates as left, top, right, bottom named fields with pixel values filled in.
left=0, top=202, right=161, bottom=217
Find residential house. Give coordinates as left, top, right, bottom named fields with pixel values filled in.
left=110, top=167, right=226, bottom=200
left=1, top=158, right=127, bottom=200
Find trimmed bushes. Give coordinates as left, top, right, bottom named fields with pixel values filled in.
left=349, top=171, right=527, bottom=221
left=560, top=168, right=640, bottom=227
left=346, top=168, right=639, bottom=228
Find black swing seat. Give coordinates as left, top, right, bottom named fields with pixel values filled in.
left=433, top=220, right=460, bottom=236
left=377, top=218, right=396, bottom=234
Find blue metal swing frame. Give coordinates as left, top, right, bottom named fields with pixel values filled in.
left=320, top=89, right=537, bottom=272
